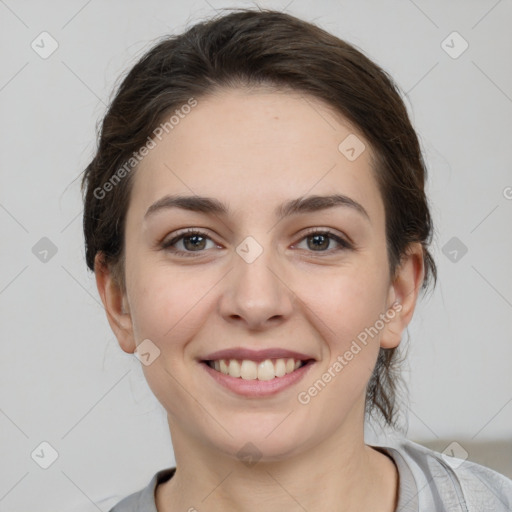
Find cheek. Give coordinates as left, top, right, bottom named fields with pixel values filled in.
left=128, top=267, right=210, bottom=344
left=293, top=259, right=389, bottom=373
left=126, top=267, right=214, bottom=407
left=293, top=269, right=388, bottom=415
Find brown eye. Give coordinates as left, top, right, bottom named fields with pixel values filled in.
left=307, top=233, right=330, bottom=251
left=161, top=229, right=216, bottom=257
left=181, top=233, right=207, bottom=251
left=295, top=229, right=352, bottom=254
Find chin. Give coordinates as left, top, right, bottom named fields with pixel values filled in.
left=203, top=413, right=315, bottom=464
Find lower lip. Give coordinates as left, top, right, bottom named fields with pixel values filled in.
left=200, top=360, right=315, bottom=397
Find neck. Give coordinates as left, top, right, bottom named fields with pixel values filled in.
left=156, top=413, right=398, bottom=512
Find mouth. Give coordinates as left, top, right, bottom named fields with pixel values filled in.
left=202, top=357, right=315, bottom=381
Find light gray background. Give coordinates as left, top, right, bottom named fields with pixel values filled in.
left=1, top=0, right=511, bottom=510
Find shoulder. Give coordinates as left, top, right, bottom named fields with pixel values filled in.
left=109, top=468, right=176, bottom=512
left=375, top=436, right=512, bottom=511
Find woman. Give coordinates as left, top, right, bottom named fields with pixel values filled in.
left=81, top=8, right=512, bottom=511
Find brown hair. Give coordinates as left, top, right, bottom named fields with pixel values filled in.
left=81, top=7, right=437, bottom=430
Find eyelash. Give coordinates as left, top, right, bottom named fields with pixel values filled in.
left=160, top=228, right=352, bottom=258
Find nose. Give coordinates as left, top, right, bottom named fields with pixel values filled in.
left=218, top=242, right=294, bottom=331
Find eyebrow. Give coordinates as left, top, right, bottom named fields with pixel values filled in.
left=144, top=193, right=370, bottom=222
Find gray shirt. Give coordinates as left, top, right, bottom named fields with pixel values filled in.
left=109, top=437, right=512, bottom=511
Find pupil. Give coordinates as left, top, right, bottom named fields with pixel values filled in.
left=185, top=235, right=205, bottom=251
left=308, top=234, right=328, bottom=250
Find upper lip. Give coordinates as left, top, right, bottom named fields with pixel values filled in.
left=202, top=348, right=316, bottom=362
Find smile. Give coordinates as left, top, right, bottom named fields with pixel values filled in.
left=205, top=358, right=308, bottom=381
left=200, top=356, right=316, bottom=398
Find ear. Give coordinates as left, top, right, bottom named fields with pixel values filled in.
left=94, top=253, right=136, bottom=354
left=380, top=242, right=425, bottom=349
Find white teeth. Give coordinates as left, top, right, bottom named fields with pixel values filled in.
left=275, top=358, right=286, bottom=377
left=240, top=360, right=258, bottom=379
left=257, top=359, right=275, bottom=381
left=228, top=359, right=241, bottom=377
left=219, top=359, right=229, bottom=374
left=209, top=357, right=306, bottom=380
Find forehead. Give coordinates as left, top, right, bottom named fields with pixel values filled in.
left=129, top=88, right=384, bottom=222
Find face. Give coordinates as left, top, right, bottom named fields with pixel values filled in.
left=99, top=87, right=419, bottom=462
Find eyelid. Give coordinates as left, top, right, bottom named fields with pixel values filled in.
left=160, top=228, right=219, bottom=252
left=160, top=226, right=353, bottom=256
left=293, top=227, right=353, bottom=252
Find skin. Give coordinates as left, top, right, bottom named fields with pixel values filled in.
left=95, top=87, right=424, bottom=511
